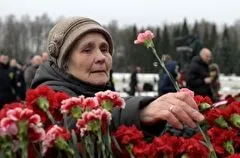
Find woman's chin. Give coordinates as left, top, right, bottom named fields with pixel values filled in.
left=88, top=77, right=108, bottom=86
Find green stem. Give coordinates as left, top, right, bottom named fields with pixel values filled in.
left=71, top=130, right=80, bottom=158
left=97, top=131, right=106, bottom=158
left=45, top=110, right=56, bottom=124
left=197, top=124, right=217, bottom=158
left=18, top=121, right=28, bottom=158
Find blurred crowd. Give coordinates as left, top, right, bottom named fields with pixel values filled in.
left=0, top=52, right=49, bottom=107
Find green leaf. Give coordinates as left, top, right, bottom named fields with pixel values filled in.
left=71, top=107, right=82, bottom=119
left=215, top=116, right=229, bottom=128
left=223, top=141, right=234, bottom=154
left=199, top=103, right=211, bottom=112
left=101, top=100, right=113, bottom=112
left=229, top=113, right=240, bottom=128
left=36, top=97, right=49, bottom=111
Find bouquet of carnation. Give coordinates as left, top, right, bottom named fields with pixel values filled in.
left=0, top=86, right=125, bottom=158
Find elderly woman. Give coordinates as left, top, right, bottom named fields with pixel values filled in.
left=31, top=17, right=204, bottom=134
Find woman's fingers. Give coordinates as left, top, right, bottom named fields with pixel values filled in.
left=169, top=105, right=197, bottom=128
left=140, top=92, right=205, bottom=129
left=168, top=98, right=205, bottom=122
left=175, top=92, right=198, bottom=110
left=157, top=110, right=183, bottom=129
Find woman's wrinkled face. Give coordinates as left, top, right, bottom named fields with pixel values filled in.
left=67, top=32, right=112, bottom=86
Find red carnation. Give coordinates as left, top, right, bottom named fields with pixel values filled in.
left=95, top=90, right=125, bottom=111
left=149, top=133, right=181, bottom=158
left=228, top=154, right=240, bottom=158
left=205, top=108, right=229, bottom=128
left=178, top=137, right=209, bottom=158
left=0, top=103, right=24, bottom=119
left=26, top=86, right=57, bottom=123
left=132, top=140, right=150, bottom=158
left=208, top=127, right=237, bottom=156
left=113, top=125, right=143, bottom=145
left=42, top=125, right=71, bottom=155
left=194, top=95, right=212, bottom=105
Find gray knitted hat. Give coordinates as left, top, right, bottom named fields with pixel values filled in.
left=47, top=17, right=113, bottom=68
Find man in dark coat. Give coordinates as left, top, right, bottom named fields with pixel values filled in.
left=24, top=55, right=42, bottom=88
left=129, top=66, right=141, bottom=96
left=9, top=59, right=26, bottom=100
left=0, top=54, right=17, bottom=107
left=186, top=48, right=213, bottom=99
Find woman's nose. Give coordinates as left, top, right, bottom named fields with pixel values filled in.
left=95, top=49, right=106, bottom=63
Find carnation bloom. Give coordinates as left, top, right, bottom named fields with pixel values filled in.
left=26, top=86, right=58, bottom=123
left=113, top=125, right=143, bottom=145
left=208, top=127, right=237, bottom=156
left=149, top=133, right=181, bottom=158
left=134, top=30, right=154, bottom=44
left=60, top=96, right=85, bottom=115
left=228, top=154, right=240, bottom=158
left=132, top=140, right=150, bottom=158
left=42, top=125, right=71, bottom=155
left=0, top=103, right=24, bottom=119
left=0, top=107, right=45, bottom=142
left=95, top=90, right=125, bottom=111
left=178, top=137, right=209, bottom=158
left=76, top=109, right=112, bottom=137
left=205, top=108, right=229, bottom=128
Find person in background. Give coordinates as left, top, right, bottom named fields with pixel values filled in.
left=129, top=66, right=141, bottom=96
left=9, top=59, right=26, bottom=100
left=158, top=60, right=180, bottom=95
left=24, top=55, right=43, bottom=88
left=0, top=54, right=17, bottom=107
left=209, top=63, right=221, bottom=102
left=186, top=48, right=213, bottom=99
left=31, top=17, right=204, bottom=135
left=161, top=54, right=172, bottom=64
left=41, top=52, right=49, bottom=62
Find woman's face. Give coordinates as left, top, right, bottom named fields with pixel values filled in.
left=67, top=32, right=112, bottom=86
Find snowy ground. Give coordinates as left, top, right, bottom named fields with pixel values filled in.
left=112, top=73, right=240, bottom=98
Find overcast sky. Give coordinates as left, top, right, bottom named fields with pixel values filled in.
left=1, top=0, right=240, bottom=27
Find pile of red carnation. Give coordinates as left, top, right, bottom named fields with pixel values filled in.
left=113, top=95, right=240, bottom=158
left=1, top=86, right=240, bottom=158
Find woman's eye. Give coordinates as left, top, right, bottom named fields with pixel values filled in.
left=101, top=47, right=109, bottom=53
left=83, top=47, right=91, bottom=53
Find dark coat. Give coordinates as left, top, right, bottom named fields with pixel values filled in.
left=31, top=61, right=166, bottom=135
left=0, top=63, right=16, bottom=107
left=10, top=66, right=26, bottom=100
left=158, top=61, right=178, bottom=95
left=186, top=56, right=212, bottom=98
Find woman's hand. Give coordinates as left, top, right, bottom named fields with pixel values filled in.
left=140, top=91, right=205, bottom=129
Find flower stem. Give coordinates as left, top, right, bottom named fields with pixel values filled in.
left=197, top=124, right=217, bottom=158
left=45, top=110, right=56, bottom=124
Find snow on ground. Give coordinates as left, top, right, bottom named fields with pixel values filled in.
left=113, top=73, right=240, bottom=98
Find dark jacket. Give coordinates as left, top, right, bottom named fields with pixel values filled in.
left=10, top=66, right=26, bottom=100
left=158, top=61, right=178, bottom=95
left=186, top=56, right=212, bottom=98
left=31, top=61, right=165, bottom=135
left=0, top=63, right=16, bottom=107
